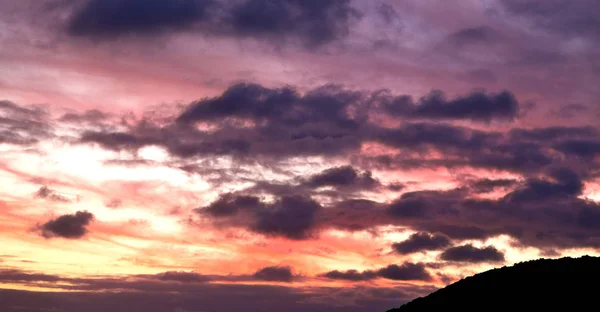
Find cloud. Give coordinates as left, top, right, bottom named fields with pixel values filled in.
left=191, top=165, right=600, bottom=249
left=200, top=193, right=263, bottom=217
left=304, top=166, right=379, bottom=190
left=448, top=26, right=501, bottom=45
left=49, top=78, right=600, bottom=249
left=368, top=124, right=600, bottom=173
left=37, top=211, right=95, bottom=239
left=0, top=269, right=61, bottom=283
left=252, top=266, right=294, bottom=283
left=377, top=89, right=520, bottom=122
left=503, top=167, right=583, bottom=202
left=83, top=83, right=367, bottom=159
left=554, top=140, right=600, bottom=158
left=376, top=263, right=432, bottom=281
left=440, top=244, right=505, bottom=263
left=67, top=0, right=361, bottom=46
left=387, top=190, right=462, bottom=219
left=375, top=122, right=500, bottom=154
left=0, top=268, right=435, bottom=312
left=80, top=131, right=159, bottom=152
left=226, top=0, right=361, bottom=47
left=508, top=126, right=598, bottom=141
left=67, top=0, right=215, bottom=38
left=347, top=167, right=600, bottom=249
left=392, top=232, right=452, bottom=254
left=322, top=263, right=432, bottom=282
left=176, top=83, right=302, bottom=124
left=0, top=100, right=52, bottom=145
left=251, top=195, right=321, bottom=240
left=197, top=195, right=321, bottom=240
left=80, top=83, right=532, bottom=163
left=321, top=269, right=377, bottom=282
left=59, top=109, right=112, bottom=125
left=177, top=83, right=364, bottom=129
left=76, top=93, right=600, bottom=249
left=500, top=0, right=600, bottom=42
left=34, top=186, right=72, bottom=203
left=154, top=271, right=210, bottom=283
left=469, top=179, right=519, bottom=194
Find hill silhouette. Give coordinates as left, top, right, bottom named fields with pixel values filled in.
left=387, top=256, right=600, bottom=311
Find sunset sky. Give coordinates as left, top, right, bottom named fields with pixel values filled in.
left=1, top=1, right=600, bottom=311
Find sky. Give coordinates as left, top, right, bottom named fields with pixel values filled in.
left=0, top=0, right=599, bottom=311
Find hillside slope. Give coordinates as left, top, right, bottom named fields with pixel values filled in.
left=387, top=256, right=600, bottom=311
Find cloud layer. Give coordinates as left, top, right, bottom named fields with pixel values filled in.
left=2, top=1, right=600, bottom=311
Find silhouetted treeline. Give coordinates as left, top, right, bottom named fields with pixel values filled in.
left=387, top=256, right=600, bottom=311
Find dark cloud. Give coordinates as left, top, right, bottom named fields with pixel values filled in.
left=322, top=263, right=432, bottom=282
left=355, top=166, right=600, bottom=249
left=503, top=167, right=583, bottom=202
left=67, top=0, right=360, bottom=46
left=321, top=199, right=386, bottom=232
left=426, top=225, right=492, bottom=241
left=387, top=190, right=462, bottom=219
left=0, top=268, right=435, bottom=312
left=71, top=82, right=600, bottom=249
left=369, top=124, right=600, bottom=173
left=80, top=131, right=158, bottom=152
left=199, top=193, right=263, bottom=217
left=59, top=109, right=111, bottom=124
left=77, top=86, right=600, bottom=182
left=449, top=26, right=501, bottom=45
left=392, top=232, right=451, bottom=254
left=154, top=271, right=210, bottom=283
left=540, top=249, right=562, bottom=258
left=0, top=286, right=417, bottom=312
left=37, top=211, right=95, bottom=239
left=387, top=183, right=406, bottom=192
left=305, top=166, right=379, bottom=190
left=177, top=83, right=301, bottom=124
left=375, top=263, right=432, bottom=281
left=34, top=186, right=71, bottom=203
left=227, top=0, right=361, bottom=47
left=500, top=0, right=600, bottom=42
left=554, top=139, right=600, bottom=158
left=509, top=126, right=598, bottom=141
left=376, top=122, right=500, bottom=153
left=440, top=244, right=505, bottom=263
left=321, top=269, right=377, bottom=282
left=380, top=89, right=520, bottom=122
left=0, top=100, right=52, bottom=145
left=252, top=266, right=294, bottom=283
left=80, top=84, right=533, bottom=163
left=0, top=269, right=61, bottom=283
left=197, top=195, right=321, bottom=240
left=470, top=178, right=518, bottom=194
left=83, top=83, right=368, bottom=159
left=67, top=0, right=215, bottom=38
left=185, top=165, right=378, bottom=205
left=251, top=195, right=321, bottom=240
left=177, top=83, right=364, bottom=129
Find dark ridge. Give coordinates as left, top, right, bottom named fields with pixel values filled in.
left=387, top=256, right=600, bottom=311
